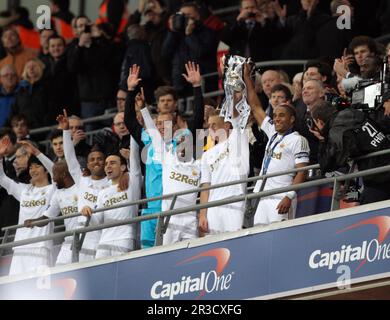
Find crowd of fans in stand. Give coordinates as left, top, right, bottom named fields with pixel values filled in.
left=0, top=0, right=390, bottom=276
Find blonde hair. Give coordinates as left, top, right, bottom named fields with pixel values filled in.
left=21, top=59, right=45, bottom=83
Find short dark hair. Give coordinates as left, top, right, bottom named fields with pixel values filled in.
left=75, top=15, right=91, bottom=25
left=51, top=0, right=70, bottom=11
left=107, top=153, right=128, bottom=167
left=48, top=34, right=66, bottom=46
left=49, top=129, right=63, bottom=142
left=311, top=100, right=337, bottom=123
left=349, top=36, right=378, bottom=55
left=305, top=60, right=333, bottom=84
left=154, top=86, right=178, bottom=102
left=275, top=103, right=297, bottom=119
left=203, top=97, right=218, bottom=108
left=0, top=127, right=17, bottom=145
left=27, top=155, right=46, bottom=171
left=270, top=84, right=292, bottom=101
left=10, top=114, right=29, bottom=127
left=180, top=1, right=200, bottom=11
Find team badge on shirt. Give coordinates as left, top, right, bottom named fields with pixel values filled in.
left=192, top=170, right=198, bottom=176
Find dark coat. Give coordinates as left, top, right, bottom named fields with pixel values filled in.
left=67, top=37, right=117, bottom=102
left=11, top=79, right=49, bottom=129
left=162, top=23, right=218, bottom=95
left=220, top=20, right=280, bottom=62
left=44, top=54, right=80, bottom=124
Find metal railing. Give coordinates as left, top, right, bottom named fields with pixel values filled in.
left=1, top=148, right=390, bottom=263
left=1, top=163, right=389, bottom=255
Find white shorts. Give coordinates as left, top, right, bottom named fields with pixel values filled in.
left=163, top=215, right=198, bottom=246
left=207, top=201, right=245, bottom=235
left=95, top=239, right=135, bottom=259
left=55, top=241, right=73, bottom=266
left=254, top=196, right=297, bottom=225
left=9, top=247, right=52, bottom=276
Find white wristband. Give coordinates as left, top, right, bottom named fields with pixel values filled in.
left=286, top=191, right=296, bottom=200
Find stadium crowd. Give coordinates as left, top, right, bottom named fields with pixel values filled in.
left=1, top=0, right=390, bottom=275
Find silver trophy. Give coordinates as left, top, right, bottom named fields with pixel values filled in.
left=220, top=55, right=252, bottom=132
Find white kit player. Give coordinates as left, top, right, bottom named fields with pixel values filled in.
left=141, top=108, right=201, bottom=245
left=81, top=150, right=141, bottom=258
left=199, top=109, right=250, bottom=235
left=57, top=110, right=110, bottom=261
left=0, top=138, right=55, bottom=275
left=24, top=158, right=80, bottom=266
left=243, top=64, right=310, bottom=225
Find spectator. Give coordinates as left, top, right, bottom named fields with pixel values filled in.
left=0, top=27, right=37, bottom=78
left=279, top=0, right=329, bottom=60
left=335, top=36, right=379, bottom=93
left=67, top=16, right=118, bottom=131
left=316, top=0, right=355, bottom=60
left=112, top=112, right=130, bottom=150
left=116, top=89, right=127, bottom=112
left=137, top=0, right=172, bottom=86
left=12, top=143, right=31, bottom=183
left=0, top=128, right=18, bottom=236
left=93, top=111, right=131, bottom=156
left=68, top=115, right=90, bottom=168
left=304, top=60, right=333, bottom=85
left=0, top=64, right=20, bottom=127
left=10, top=58, right=49, bottom=129
left=162, top=2, right=218, bottom=96
left=295, top=79, right=325, bottom=164
left=260, top=69, right=283, bottom=111
left=220, top=0, right=281, bottom=62
left=49, top=129, right=65, bottom=162
left=96, top=0, right=129, bottom=41
left=3, top=7, right=40, bottom=52
left=292, top=72, right=303, bottom=101
left=119, top=24, right=156, bottom=104
left=10, top=114, right=30, bottom=142
left=50, top=0, right=75, bottom=43
left=45, top=35, right=79, bottom=124
left=38, top=29, right=56, bottom=63
left=269, top=84, right=293, bottom=114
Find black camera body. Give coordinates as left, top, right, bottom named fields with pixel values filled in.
left=351, top=58, right=390, bottom=112
left=247, top=12, right=256, bottom=18
left=172, top=12, right=189, bottom=33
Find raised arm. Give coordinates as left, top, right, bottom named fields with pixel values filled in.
left=243, top=63, right=266, bottom=127
left=57, top=109, right=82, bottom=183
left=183, top=62, right=205, bottom=135
left=140, top=106, right=164, bottom=161
left=18, top=141, right=54, bottom=177
left=0, top=137, right=24, bottom=201
left=124, top=65, right=144, bottom=146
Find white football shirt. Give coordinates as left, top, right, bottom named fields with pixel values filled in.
left=254, top=116, right=310, bottom=192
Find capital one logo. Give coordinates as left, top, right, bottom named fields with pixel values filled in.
left=309, top=216, right=390, bottom=272
left=150, top=248, right=234, bottom=300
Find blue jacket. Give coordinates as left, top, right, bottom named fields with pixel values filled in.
left=0, top=84, right=21, bottom=127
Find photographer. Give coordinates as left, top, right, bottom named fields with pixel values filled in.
left=161, top=2, right=218, bottom=96
left=220, top=0, right=279, bottom=63
left=310, top=100, right=390, bottom=204
left=67, top=16, right=117, bottom=131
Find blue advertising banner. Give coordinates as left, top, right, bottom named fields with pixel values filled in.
left=0, top=204, right=389, bottom=300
